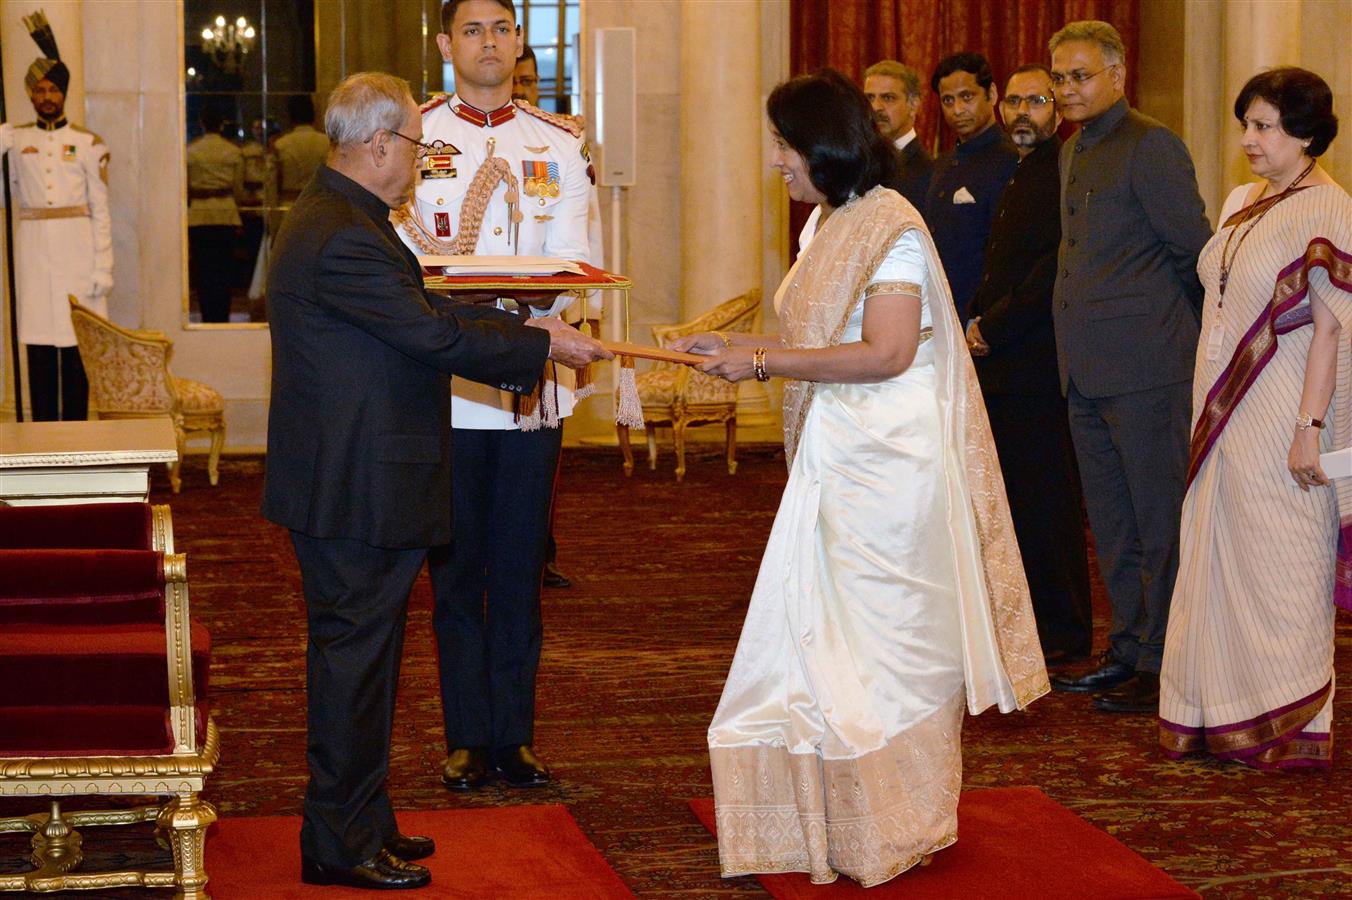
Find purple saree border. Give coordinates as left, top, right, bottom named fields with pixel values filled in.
left=1159, top=681, right=1331, bottom=764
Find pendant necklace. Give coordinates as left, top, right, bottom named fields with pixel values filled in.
left=1216, top=157, right=1316, bottom=309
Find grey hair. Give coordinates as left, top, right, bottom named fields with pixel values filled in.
left=324, top=72, right=414, bottom=148
left=864, top=60, right=922, bottom=100
left=1049, top=20, right=1126, bottom=67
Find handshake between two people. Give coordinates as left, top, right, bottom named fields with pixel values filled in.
left=523, top=315, right=615, bottom=369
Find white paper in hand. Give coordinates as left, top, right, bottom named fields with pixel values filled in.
left=1318, top=447, right=1352, bottom=479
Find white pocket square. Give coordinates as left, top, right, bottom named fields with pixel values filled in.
left=953, top=186, right=976, bottom=204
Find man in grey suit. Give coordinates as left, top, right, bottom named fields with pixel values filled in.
left=264, top=71, right=609, bottom=890
left=1046, top=21, right=1212, bottom=713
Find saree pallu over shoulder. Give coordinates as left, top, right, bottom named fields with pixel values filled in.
left=1186, top=189, right=1352, bottom=611
left=777, top=186, right=1049, bottom=714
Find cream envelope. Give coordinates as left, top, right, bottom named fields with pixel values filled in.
left=953, top=186, right=977, bottom=204
left=1319, top=447, right=1352, bottom=478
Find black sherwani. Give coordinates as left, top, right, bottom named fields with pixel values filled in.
left=263, top=165, right=550, bottom=867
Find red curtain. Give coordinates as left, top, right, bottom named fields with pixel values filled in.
left=789, top=0, right=1139, bottom=154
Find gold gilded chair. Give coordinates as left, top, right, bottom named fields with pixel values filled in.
left=617, top=288, right=761, bottom=481
left=0, top=502, right=218, bottom=899
left=69, top=297, right=226, bottom=493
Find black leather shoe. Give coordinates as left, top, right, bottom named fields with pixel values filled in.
left=384, top=833, right=435, bottom=862
left=542, top=563, right=572, bottom=588
left=1050, top=651, right=1135, bottom=693
left=301, top=848, right=431, bottom=890
left=494, top=744, right=551, bottom=787
left=441, top=747, right=491, bottom=791
left=1092, top=671, right=1160, bottom=714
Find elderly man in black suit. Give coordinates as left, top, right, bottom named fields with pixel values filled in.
left=262, top=71, right=609, bottom=891
left=966, top=64, right=1092, bottom=668
left=863, top=60, right=933, bottom=211
left=1047, top=21, right=1212, bottom=714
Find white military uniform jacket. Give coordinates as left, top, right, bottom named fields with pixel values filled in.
left=0, top=118, right=111, bottom=346
left=397, top=95, right=592, bottom=430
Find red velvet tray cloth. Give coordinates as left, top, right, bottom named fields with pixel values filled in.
left=422, top=260, right=633, bottom=293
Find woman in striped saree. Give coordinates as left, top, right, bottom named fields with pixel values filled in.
left=1160, top=67, right=1351, bottom=769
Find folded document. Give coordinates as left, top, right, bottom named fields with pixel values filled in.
left=419, top=255, right=584, bottom=276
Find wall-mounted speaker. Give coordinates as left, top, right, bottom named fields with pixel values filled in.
left=592, top=27, right=636, bottom=187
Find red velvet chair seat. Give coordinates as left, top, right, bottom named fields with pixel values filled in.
left=0, top=621, right=210, bottom=707
left=0, top=502, right=153, bottom=550
left=0, top=703, right=210, bottom=757
left=0, top=549, right=166, bottom=625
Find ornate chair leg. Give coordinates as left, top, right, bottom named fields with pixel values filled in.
left=646, top=425, right=659, bottom=471
left=674, top=419, right=688, bottom=482
left=617, top=424, right=634, bottom=476
left=29, top=800, right=82, bottom=876
left=726, top=416, right=738, bottom=475
left=158, top=792, right=217, bottom=900
left=170, top=431, right=186, bottom=494
left=207, top=426, right=225, bottom=487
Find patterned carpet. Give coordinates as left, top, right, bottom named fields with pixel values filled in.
left=3, top=445, right=1351, bottom=898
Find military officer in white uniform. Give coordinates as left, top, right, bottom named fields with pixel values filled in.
left=1, top=32, right=111, bottom=421
left=396, top=0, right=593, bottom=793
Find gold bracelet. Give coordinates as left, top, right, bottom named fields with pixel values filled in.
left=712, top=330, right=732, bottom=348
left=753, top=347, right=770, bottom=382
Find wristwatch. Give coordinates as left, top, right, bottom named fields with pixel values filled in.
left=1297, top=412, right=1325, bottom=430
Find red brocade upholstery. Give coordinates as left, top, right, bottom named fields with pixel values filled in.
left=0, top=502, right=218, bottom=897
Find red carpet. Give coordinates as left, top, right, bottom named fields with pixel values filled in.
left=690, top=787, right=1197, bottom=899
left=205, top=804, right=634, bottom=898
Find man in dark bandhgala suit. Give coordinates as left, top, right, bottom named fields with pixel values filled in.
left=262, top=71, right=609, bottom=891
left=1047, top=21, right=1212, bottom=714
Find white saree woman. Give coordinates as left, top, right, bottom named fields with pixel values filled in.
left=675, top=70, right=1049, bottom=888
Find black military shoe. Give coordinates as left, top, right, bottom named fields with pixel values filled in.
left=441, top=747, right=491, bottom=791
left=542, top=562, right=572, bottom=588
left=494, top=744, right=551, bottom=787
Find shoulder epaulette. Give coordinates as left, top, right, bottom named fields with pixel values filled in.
left=14, top=121, right=35, bottom=129
left=513, top=100, right=582, bottom=139
left=69, top=123, right=104, bottom=144
left=420, top=94, right=449, bottom=115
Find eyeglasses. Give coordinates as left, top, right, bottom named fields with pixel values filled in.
left=1002, top=94, right=1053, bottom=109
left=366, top=128, right=447, bottom=160
left=1050, top=66, right=1114, bottom=88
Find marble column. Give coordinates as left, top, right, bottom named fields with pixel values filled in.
left=677, top=0, right=762, bottom=320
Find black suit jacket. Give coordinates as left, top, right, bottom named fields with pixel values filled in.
left=968, top=136, right=1062, bottom=396
left=262, top=165, right=550, bottom=549
left=924, top=124, right=1021, bottom=320
left=893, top=138, right=934, bottom=215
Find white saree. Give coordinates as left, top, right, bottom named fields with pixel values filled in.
left=707, top=187, right=1047, bottom=887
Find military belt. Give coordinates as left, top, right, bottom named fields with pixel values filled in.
left=18, top=204, right=90, bottom=220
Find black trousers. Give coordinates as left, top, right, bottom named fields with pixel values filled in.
left=26, top=344, right=88, bottom=421
left=290, top=531, right=426, bottom=867
left=429, top=426, right=562, bottom=750
left=985, top=392, right=1093, bottom=657
left=1067, top=379, right=1191, bottom=674
left=189, top=225, right=236, bottom=323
